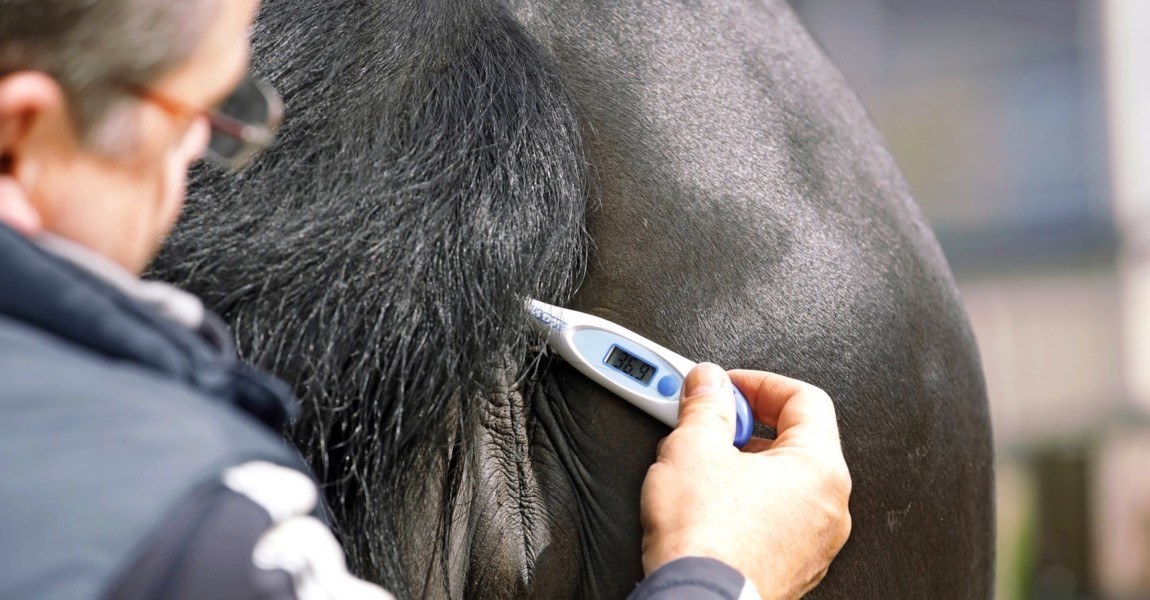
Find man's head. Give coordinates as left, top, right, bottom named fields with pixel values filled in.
left=0, top=0, right=261, bottom=273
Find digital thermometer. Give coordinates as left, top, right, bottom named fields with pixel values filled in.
left=526, top=299, right=754, bottom=447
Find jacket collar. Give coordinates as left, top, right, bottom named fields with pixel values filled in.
left=35, top=232, right=206, bottom=330
left=0, top=225, right=297, bottom=430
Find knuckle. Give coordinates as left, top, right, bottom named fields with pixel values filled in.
left=829, top=461, right=852, bottom=496
left=683, top=390, right=726, bottom=410
left=838, top=513, right=853, bottom=545
left=797, top=380, right=829, bottom=398
left=658, top=428, right=707, bottom=462
left=806, top=386, right=835, bottom=411
left=800, top=447, right=851, bottom=495
left=682, top=401, right=734, bottom=428
left=800, top=567, right=831, bottom=598
left=841, top=473, right=853, bottom=498
left=798, top=458, right=852, bottom=519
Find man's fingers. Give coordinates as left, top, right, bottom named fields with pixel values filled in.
left=676, top=363, right=737, bottom=442
left=727, top=370, right=809, bottom=426
left=728, top=369, right=840, bottom=447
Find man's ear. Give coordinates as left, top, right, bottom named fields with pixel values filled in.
left=0, top=71, right=63, bottom=236
left=0, top=71, right=66, bottom=157
left=0, top=176, right=42, bottom=235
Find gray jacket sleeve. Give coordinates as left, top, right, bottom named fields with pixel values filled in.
left=103, top=460, right=759, bottom=600
left=103, top=462, right=392, bottom=600
left=628, top=557, right=762, bottom=600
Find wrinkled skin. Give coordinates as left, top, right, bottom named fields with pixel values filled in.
left=151, top=0, right=994, bottom=599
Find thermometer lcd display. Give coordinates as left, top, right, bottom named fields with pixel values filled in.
left=604, top=345, right=657, bottom=385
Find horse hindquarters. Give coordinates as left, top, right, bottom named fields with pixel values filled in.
left=512, top=0, right=994, bottom=597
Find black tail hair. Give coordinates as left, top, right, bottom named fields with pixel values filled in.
left=149, top=0, right=588, bottom=594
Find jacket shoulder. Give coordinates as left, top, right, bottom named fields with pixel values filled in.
left=0, top=316, right=300, bottom=600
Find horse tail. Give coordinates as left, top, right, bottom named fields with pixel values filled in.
left=148, top=0, right=589, bottom=593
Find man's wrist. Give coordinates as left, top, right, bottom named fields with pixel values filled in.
left=630, top=556, right=762, bottom=600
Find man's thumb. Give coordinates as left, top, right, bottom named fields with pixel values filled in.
left=678, top=363, right=737, bottom=439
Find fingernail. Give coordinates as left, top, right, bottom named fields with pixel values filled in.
left=690, top=363, right=729, bottom=395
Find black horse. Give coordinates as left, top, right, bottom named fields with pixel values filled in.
left=150, top=0, right=994, bottom=598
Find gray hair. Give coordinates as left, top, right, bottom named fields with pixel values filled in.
left=0, top=0, right=217, bottom=143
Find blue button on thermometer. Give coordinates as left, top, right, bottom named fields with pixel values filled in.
left=527, top=299, right=754, bottom=447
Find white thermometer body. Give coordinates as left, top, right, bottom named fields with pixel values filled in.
left=526, top=299, right=753, bottom=447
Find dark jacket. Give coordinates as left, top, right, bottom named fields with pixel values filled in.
left=0, top=224, right=752, bottom=600
left=0, top=224, right=351, bottom=599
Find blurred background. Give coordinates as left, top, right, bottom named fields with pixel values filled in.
left=788, top=1, right=1150, bottom=598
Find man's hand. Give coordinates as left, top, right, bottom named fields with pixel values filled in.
left=640, top=363, right=852, bottom=599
